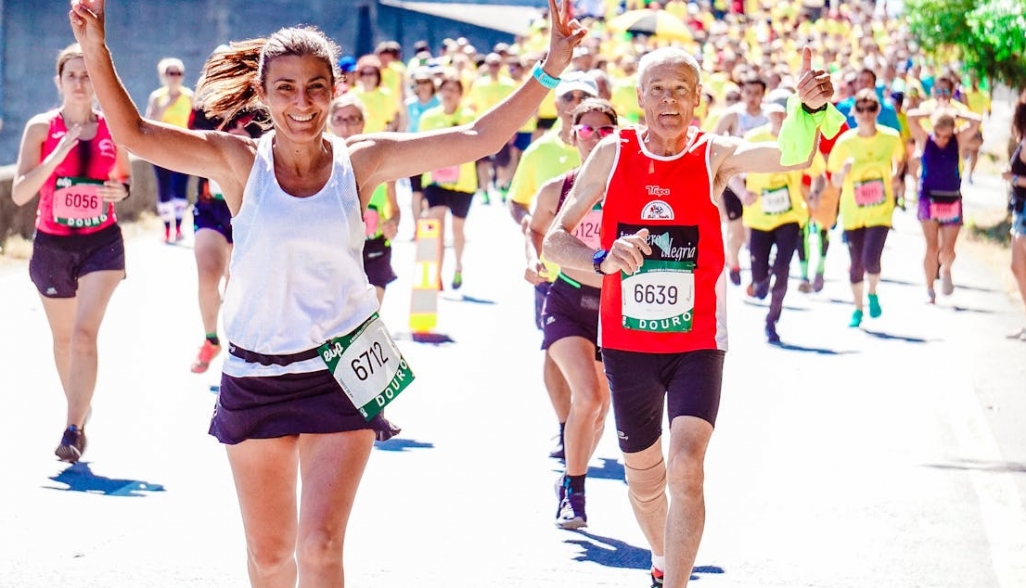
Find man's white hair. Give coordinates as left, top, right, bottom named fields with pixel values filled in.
left=636, top=47, right=702, bottom=89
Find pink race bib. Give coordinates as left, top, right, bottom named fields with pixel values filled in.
left=573, top=209, right=603, bottom=249
left=930, top=200, right=961, bottom=223
left=364, top=208, right=381, bottom=239
left=431, top=166, right=459, bottom=185
left=53, top=177, right=107, bottom=228
left=853, top=179, right=886, bottom=207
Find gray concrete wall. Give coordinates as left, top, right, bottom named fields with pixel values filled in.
left=0, top=157, right=160, bottom=245
left=0, top=0, right=524, bottom=165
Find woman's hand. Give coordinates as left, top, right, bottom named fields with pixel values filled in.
left=54, top=124, right=84, bottom=161
left=795, top=47, right=833, bottom=111
left=542, top=0, right=587, bottom=76
left=69, top=0, right=107, bottom=50
left=100, top=176, right=129, bottom=203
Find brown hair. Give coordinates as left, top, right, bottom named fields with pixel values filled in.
left=196, top=27, right=340, bottom=128
left=1013, top=99, right=1026, bottom=142
left=56, top=44, right=84, bottom=78
left=571, top=98, right=618, bottom=126
left=438, top=74, right=463, bottom=95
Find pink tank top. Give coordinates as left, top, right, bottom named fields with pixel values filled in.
left=37, top=111, right=120, bottom=236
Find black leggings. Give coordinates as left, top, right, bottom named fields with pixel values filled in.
left=844, top=226, right=889, bottom=283
left=749, top=222, right=801, bottom=324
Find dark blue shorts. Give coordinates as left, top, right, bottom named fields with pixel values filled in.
left=602, top=348, right=725, bottom=453
left=193, top=197, right=234, bottom=243
left=29, top=224, right=125, bottom=298
left=513, top=131, right=533, bottom=151
left=363, top=235, right=397, bottom=288
left=534, top=281, right=551, bottom=331
left=541, top=275, right=600, bottom=359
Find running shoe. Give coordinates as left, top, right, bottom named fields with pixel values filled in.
left=191, top=340, right=222, bottom=374
left=650, top=566, right=665, bottom=587
left=175, top=229, right=185, bottom=243
left=927, top=289, right=936, bottom=305
left=797, top=279, right=812, bottom=293
left=55, top=425, right=86, bottom=463
left=849, top=308, right=863, bottom=328
left=451, top=271, right=463, bottom=290
left=556, top=491, right=587, bottom=529
left=728, top=267, right=741, bottom=286
left=765, top=321, right=781, bottom=345
left=868, top=293, right=882, bottom=318
left=812, top=273, right=825, bottom=293
left=940, top=268, right=954, bottom=296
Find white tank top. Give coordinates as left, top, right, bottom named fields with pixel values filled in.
left=735, top=107, right=770, bottom=137
left=222, top=131, right=378, bottom=377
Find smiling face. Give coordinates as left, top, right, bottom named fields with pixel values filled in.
left=330, top=103, right=366, bottom=139
left=258, top=54, right=334, bottom=143
left=636, top=62, right=701, bottom=139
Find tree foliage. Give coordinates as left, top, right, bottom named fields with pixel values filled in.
left=908, top=0, right=1026, bottom=89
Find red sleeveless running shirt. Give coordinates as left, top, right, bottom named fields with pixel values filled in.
left=599, top=127, right=727, bottom=353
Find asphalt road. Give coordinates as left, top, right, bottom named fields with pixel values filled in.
left=1, top=170, right=1024, bottom=588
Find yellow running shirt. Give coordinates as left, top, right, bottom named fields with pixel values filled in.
left=743, top=127, right=825, bottom=231
left=828, top=127, right=904, bottom=230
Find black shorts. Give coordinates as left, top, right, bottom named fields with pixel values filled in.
left=537, top=117, right=557, bottom=130
left=363, top=235, right=398, bottom=288
left=29, top=224, right=126, bottom=298
left=534, top=281, right=551, bottom=331
left=602, top=348, right=725, bottom=454
left=409, top=174, right=424, bottom=193
left=722, top=187, right=743, bottom=221
left=541, top=276, right=600, bottom=360
left=424, top=185, right=474, bottom=219
left=193, top=197, right=234, bottom=243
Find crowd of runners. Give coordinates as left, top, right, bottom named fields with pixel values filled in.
left=8, top=0, right=1026, bottom=587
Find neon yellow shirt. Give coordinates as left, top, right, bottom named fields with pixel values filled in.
left=155, top=87, right=194, bottom=128
left=509, top=130, right=580, bottom=207
left=611, top=75, right=643, bottom=125
left=828, top=127, right=904, bottom=230
left=468, top=75, right=517, bottom=113
left=352, top=87, right=398, bottom=133
left=743, top=128, right=824, bottom=231
left=964, top=89, right=991, bottom=116
left=418, top=106, right=478, bottom=193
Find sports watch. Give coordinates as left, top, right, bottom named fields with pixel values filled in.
left=592, top=249, right=609, bottom=275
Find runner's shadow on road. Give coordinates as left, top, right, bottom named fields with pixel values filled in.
left=925, top=459, right=1026, bottom=474
left=949, top=305, right=998, bottom=315
left=374, top=438, right=435, bottom=452
left=451, top=294, right=496, bottom=305
left=404, top=332, right=455, bottom=345
left=44, top=463, right=166, bottom=497
left=587, top=457, right=626, bottom=482
left=741, top=299, right=810, bottom=312
left=861, top=329, right=932, bottom=344
left=565, top=530, right=725, bottom=580
left=771, top=341, right=854, bottom=355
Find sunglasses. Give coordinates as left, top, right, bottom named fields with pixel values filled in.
left=165, top=70, right=183, bottom=77
left=937, top=88, right=952, bottom=96
left=360, top=70, right=378, bottom=77
left=855, top=102, right=879, bottom=113
left=574, top=124, right=616, bottom=139
left=333, top=116, right=364, bottom=125
left=561, top=91, right=589, bottom=103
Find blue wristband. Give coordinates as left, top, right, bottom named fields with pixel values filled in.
left=531, top=62, right=560, bottom=90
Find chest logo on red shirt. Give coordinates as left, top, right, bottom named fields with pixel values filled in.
left=641, top=199, right=674, bottom=220
left=98, top=138, right=116, bottom=160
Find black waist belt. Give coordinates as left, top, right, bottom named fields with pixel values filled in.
left=228, top=342, right=321, bottom=366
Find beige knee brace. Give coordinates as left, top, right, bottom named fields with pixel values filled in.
left=625, top=458, right=668, bottom=515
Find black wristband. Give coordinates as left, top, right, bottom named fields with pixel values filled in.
left=121, top=182, right=131, bottom=200
left=802, top=102, right=828, bottom=114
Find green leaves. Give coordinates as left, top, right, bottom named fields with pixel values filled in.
left=908, top=0, right=1026, bottom=89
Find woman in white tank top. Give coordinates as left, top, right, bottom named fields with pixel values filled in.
left=70, top=0, right=586, bottom=585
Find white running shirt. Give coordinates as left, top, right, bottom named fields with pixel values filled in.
left=222, top=132, right=378, bottom=377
